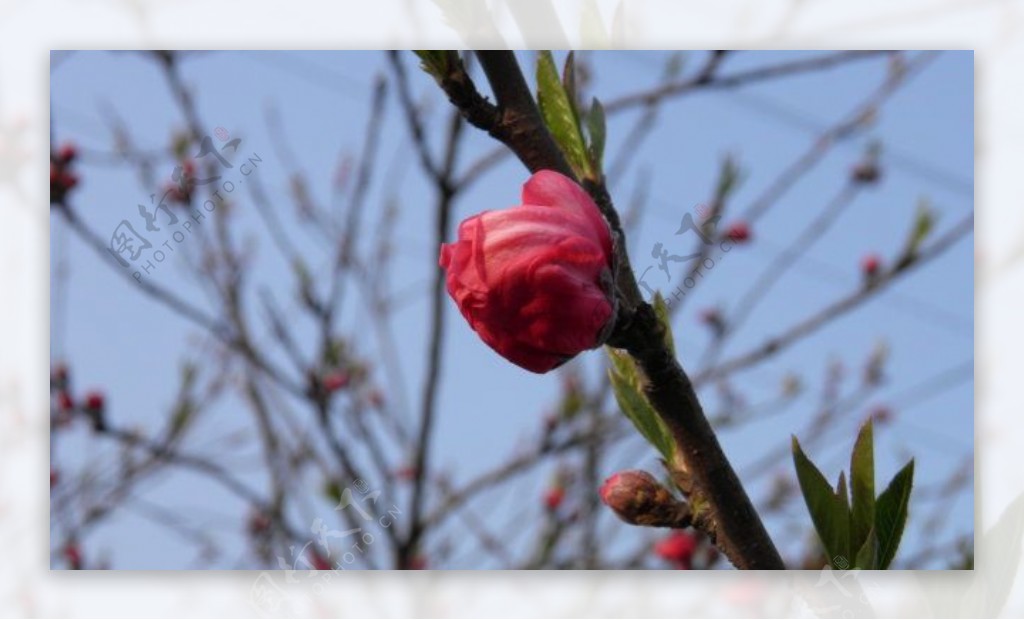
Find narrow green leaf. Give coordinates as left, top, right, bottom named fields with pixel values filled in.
left=167, top=400, right=194, bottom=440
left=854, top=527, right=878, bottom=569
left=651, top=292, right=675, bottom=356
left=562, top=51, right=578, bottom=117
left=585, top=97, right=606, bottom=175
left=607, top=348, right=675, bottom=463
left=849, top=419, right=876, bottom=555
left=835, top=471, right=850, bottom=514
left=896, top=199, right=937, bottom=268
left=875, top=458, right=915, bottom=568
left=792, top=436, right=851, bottom=566
left=536, top=51, right=593, bottom=179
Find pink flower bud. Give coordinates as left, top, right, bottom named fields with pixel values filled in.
left=861, top=253, right=882, bottom=277
left=309, top=548, right=332, bottom=570
left=64, top=543, right=83, bottom=569
left=57, top=142, right=78, bottom=164
left=599, top=470, right=679, bottom=526
left=83, top=390, right=107, bottom=432
left=57, top=390, right=74, bottom=412
left=322, top=371, right=350, bottom=393
left=84, top=391, right=104, bottom=412
left=544, top=486, right=565, bottom=511
left=724, top=221, right=751, bottom=243
left=439, top=171, right=615, bottom=373
left=654, top=531, right=698, bottom=569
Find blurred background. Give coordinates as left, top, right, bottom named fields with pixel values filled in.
left=47, top=49, right=972, bottom=571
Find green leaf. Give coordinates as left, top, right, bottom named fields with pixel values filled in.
left=854, top=527, right=878, bottom=569
left=585, top=97, right=606, bottom=175
left=835, top=471, right=850, bottom=514
left=715, top=154, right=743, bottom=202
left=651, top=292, right=675, bottom=356
left=896, top=199, right=937, bottom=268
left=792, top=436, right=851, bottom=566
left=607, top=348, right=675, bottom=464
left=536, top=51, right=593, bottom=180
left=875, top=458, right=914, bottom=569
left=167, top=400, right=194, bottom=440
left=561, top=51, right=578, bottom=115
left=849, top=419, right=876, bottom=556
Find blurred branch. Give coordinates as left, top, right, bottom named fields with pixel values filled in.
left=697, top=213, right=974, bottom=384
left=604, top=51, right=892, bottom=113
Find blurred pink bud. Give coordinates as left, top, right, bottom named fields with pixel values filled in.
left=599, top=470, right=679, bottom=526
left=654, top=531, right=698, bottom=569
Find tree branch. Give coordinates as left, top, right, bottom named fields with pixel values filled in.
left=429, top=50, right=784, bottom=569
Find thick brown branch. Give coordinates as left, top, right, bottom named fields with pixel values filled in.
left=430, top=50, right=784, bottom=569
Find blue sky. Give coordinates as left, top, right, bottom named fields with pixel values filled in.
left=50, top=50, right=973, bottom=569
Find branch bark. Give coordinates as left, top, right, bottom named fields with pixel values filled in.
left=432, top=51, right=784, bottom=569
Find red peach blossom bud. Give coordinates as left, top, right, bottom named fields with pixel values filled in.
left=50, top=166, right=80, bottom=203
left=83, top=390, right=107, bottom=431
left=654, top=531, right=698, bottom=569
left=309, top=548, right=332, bottom=570
left=84, top=391, right=104, bottom=411
left=64, top=542, right=83, bottom=569
left=322, top=371, right=350, bottom=393
left=439, top=170, right=615, bottom=373
left=861, top=253, right=882, bottom=277
left=57, top=142, right=78, bottom=164
left=724, top=221, right=751, bottom=243
left=57, top=390, right=74, bottom=413
left=544, top=486, right=565, bottom=511
left=50, top=468, right=59, bottom=488
left=599, top=470, right=682, bottom=526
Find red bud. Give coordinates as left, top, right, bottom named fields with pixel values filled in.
left=861, top=253, right=882, bottom=277
left=84, top=391, right=104, bottom=411
left=544, top=486, right=565, bottom=511
left=724, top=221, right=751, bottom=243
left=57, top=142, right=78, bottom=164
left=654, top=531, right=698, bottom=569
left=599, top=470, right=684, bottom=526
